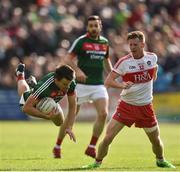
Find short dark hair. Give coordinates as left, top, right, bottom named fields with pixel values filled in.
left=127, top=31, right=145, bottom=43
left=55, top=65, right=75, bottom=81
left=88, top=15, right=102, bottom=25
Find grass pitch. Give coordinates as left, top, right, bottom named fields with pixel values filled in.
left=0, top=121, right=179, bottom=171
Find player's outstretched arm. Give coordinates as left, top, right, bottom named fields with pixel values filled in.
left=63, top=93, right=77, bottom=142
left=66, top=93, right=77, bottom=128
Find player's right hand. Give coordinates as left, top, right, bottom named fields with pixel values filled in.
left=76, top=70, right=87, bottom=83
left=122, top=81, right=134, bottom=89
left=65, top=128, right=76, bottom=142
left=47, top=107, right=57, bottom=120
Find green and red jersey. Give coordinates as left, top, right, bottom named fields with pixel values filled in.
left=23, top=72, right=76, bottom=102
left=68, top=33, right=109, bottom=85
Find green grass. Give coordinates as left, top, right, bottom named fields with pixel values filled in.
left=0, top=121, right=180, bottom=171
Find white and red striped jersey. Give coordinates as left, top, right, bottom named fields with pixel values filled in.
left=113, top=52, right=158, bottom=105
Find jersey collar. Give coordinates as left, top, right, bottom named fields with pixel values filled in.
left=86, top=33, right=100, bottom=40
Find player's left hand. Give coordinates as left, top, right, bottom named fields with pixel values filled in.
left=48, top=107, right=57, bottom=118
left=65, top=128, right=76, bottom=142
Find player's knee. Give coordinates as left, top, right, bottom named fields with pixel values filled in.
left=53, top=113, right=64, bottom=126
left=54, top=121, right=61, bottom=126
left=98, top=110, right=108, bottom=120
left=53, top=119, right=63, bottom=126
left=58, top=113, right=64, bottom=125
left=57, top=118, right=64, bottom=126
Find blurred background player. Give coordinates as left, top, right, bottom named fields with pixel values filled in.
left=83, top=31, right=175, bottom=169
left=53, top=15, right=112, bottom=158
left=16, top=63, right=77, bottom=141
left=1, top=0, right=179, bottom=91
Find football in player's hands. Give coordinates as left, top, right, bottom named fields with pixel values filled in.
left=36, top=97, right=57, bottom=114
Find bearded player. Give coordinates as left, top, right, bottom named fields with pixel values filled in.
left=53, top=15, right=112, bottom=159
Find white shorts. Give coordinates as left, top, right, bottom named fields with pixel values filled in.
left=76, top=84, right=109, bottom=105
left=19, top=94, right=25, bottom=106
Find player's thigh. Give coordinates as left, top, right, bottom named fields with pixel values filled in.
left=76, top=84, right=91, bottom=104
left=91, top=85, right=109, bottom=101
left=104, top=118, right=125, bottom=142
left=17, top=80, right=30, bottom=96
left=93, top=98, right=108, bottom=116
left=77, top=95, right=90, bottom=105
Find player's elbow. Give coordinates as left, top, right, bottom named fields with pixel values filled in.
left=153, top=75, right=157, bottom=81
left=22, top=105, right=30, bottom=115
left=63, top=58, right=69, bottom=64
left=52, top=113, right=64, bottom=126
left=64, top=55, right=72, bottom=65
left=104, top=79, right=111, bottom=88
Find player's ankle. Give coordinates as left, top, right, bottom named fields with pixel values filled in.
left=17, top=74, right=25, bottom=81
left=88, top=144, right=96, bottom=148
left=156, top=157, right=165, bottom=163
left=89, top=136, right=98, bottom=145
left=96, top=158, right=102, bottom=164
left=56, top=138, right=63, bottom=145
left=55, top=145, right=61, bottom=149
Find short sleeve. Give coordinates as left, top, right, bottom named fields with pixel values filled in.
left=68, top=37, right=82, bottom=55
left=67, top=80, right=76, bottom=96
left=112, top=59, right=125, bottom=75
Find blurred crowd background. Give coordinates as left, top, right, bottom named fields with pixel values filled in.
left=0, top=0, right=180, bottom=92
